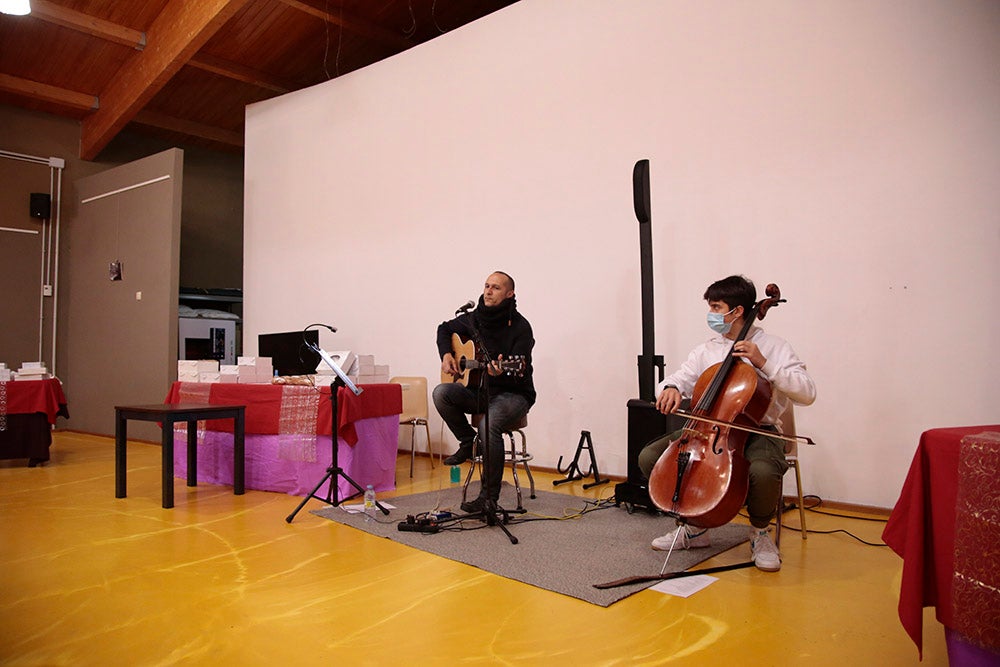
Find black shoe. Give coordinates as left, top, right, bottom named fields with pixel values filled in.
left=444, top=443, right=473, bottom=466
left=460, top=496, right=489, bottom=513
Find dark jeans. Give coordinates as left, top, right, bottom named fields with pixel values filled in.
left=432, top=383, right=530, bottom=502
left=638, top=428, right=788, bottom=529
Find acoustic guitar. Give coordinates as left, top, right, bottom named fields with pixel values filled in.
left=440, top=333, right=526, bottom=386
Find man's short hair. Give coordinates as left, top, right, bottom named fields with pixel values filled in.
left=704, top=275, right=756, bottom=317
left=492, top=270, right=515, bottom=291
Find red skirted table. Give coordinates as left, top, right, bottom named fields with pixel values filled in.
left=163, top=382, right=402, bottom=499
left=0, top=378, right=69, bottom=466
left=883, top=425, right=1000, bottom=663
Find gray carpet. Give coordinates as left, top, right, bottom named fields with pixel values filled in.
left=312, top=483, right=751, bottom=607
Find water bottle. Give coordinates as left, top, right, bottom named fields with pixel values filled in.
left=363, top=484, right=376, bottom=521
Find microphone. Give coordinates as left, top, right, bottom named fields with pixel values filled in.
left=304, top=323, right=337, bottom=333
left=455, top=300, right=475, bottom=315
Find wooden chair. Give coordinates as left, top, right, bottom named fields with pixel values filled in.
left=461, top=413, right=535, bottom=511
left=775, top=404, right=807, bottom=545
left=389, top=376, right=434, bottom=477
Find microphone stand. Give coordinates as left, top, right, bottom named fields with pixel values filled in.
left=286, top=337, right=389, bottom=523
left=456, top=314, right=519, bottom=544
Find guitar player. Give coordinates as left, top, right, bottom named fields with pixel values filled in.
left=433, top=271, right=536, bottom=514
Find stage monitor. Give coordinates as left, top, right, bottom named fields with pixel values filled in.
left=258, top=330, right=321, bottom=376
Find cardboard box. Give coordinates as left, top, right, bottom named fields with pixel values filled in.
left=356, top=373, right=389, bottom=385
left=195, top=359, right=219, bottom=373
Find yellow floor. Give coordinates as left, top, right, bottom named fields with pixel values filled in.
left=1, top=431, right=947, bottom=665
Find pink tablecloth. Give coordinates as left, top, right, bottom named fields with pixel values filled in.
left=165, top=382, right=401, bottom=498
left=172, top=415, right=398, bottom=498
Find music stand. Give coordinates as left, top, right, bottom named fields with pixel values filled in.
left=285, top=336, right=389, bottom=523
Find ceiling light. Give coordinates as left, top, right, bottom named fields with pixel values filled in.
left=0, top=0, right=31, bottom=16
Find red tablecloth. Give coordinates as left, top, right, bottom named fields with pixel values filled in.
left=164, top=381, right=401, bottom=445
left=882, top=425, right=1000, bottom=658
left=2, top=378, right=68, bottom=424
left=1, top=378, right=69, bottom=464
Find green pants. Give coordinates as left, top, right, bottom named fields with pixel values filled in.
left=638, top=428, right=789, bottom=529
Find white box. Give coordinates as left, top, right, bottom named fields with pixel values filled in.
left=356, top=354, right=375, bottom=372
left=178, top=371, right=199, bottom=383
left=195, top=359, right=219, bottom=373
left=217, top=373, right=238, bottom=384
left=323, top=350, right=356, bottom=374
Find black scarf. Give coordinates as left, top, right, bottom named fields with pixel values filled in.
left=474, top=294, right=516, bottom=329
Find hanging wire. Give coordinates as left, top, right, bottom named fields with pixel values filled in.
left=431, top=0, right=446, bottom=34
left=402, top=0, right=417, bottom=38
left=322, top=0, right=344, bottom=80
left=335, top=0, right=343, bottom=77
left=322, top=0, right=332, bottom=79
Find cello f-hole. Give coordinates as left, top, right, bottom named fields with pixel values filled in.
left=672, top=451, right=691, bottom=503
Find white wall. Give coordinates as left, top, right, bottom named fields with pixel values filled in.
left=244, top=0, right=1000, bottom=508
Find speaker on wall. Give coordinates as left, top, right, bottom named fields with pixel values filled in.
left=632, top=159, right=650, bottom=224
left=30, top=193, right=51, bottom=220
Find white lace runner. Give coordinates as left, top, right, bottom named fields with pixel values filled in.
left=278, top=385, right=320, bottom=462
left=0, top=381, right=7, bottom=432
left=174, top=382, right=212, bottom=445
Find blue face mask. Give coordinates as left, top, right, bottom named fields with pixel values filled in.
left=707, top=307, right=736, bottom=334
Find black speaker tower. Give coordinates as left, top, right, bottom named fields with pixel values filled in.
left=615, top=160, right=667, bottom=512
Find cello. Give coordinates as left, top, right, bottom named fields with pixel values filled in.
left=647, top=283, right=785, bottom=528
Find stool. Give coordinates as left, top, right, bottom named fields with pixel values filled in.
left=461, top=413, right=535, bottom=511
left=115, top=403, right=246, bottom=509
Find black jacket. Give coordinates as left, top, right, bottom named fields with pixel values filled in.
left=436, top=297, right=535, bottom=406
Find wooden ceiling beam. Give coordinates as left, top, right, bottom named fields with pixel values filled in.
left=277, top=0, right=411, bottom=49
left=0, top=73, right=98, bottom=110
left=188, top=53, right=295, bottom=94
left=79, top=0, right=251, bottom=160
left=30, top=0, right=146, bottom=50
left=133, top=110, right=243, bottom=149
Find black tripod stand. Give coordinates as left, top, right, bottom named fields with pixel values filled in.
left=453, top=318, right=521, bottom=544
left=286, top=350, right=389, bottom=523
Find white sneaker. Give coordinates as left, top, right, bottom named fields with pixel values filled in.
left=651, top=525, right=712, bottom=551
left=750, top=528, right=781, bottom=572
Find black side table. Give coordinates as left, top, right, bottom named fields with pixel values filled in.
left=115, top=403, right=246, bottom=508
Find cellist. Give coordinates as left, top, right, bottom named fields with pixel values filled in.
left=638, top=275, right=816, bottom=572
